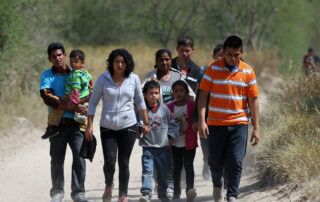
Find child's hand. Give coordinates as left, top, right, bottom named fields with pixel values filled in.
left=142, top=124, right=151, bottom=135
left=74, top=104, right=87, bottom=115
left=192, top=122, right=199, bottom=131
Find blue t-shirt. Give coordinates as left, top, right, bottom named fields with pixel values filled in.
left=39, top=68, right=73, bottom=118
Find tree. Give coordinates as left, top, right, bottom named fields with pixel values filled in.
left=200, top=0, right=278, bottom=51
left=139, top=0, right=203, bottom=47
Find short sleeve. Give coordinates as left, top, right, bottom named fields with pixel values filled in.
left=246, top=68, right=259, bottom=98
left=199, top=64, right=213, bottom=93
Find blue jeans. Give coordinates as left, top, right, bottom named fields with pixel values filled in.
left=208, top=125, right=248, bottom=199
left=141, top=147, right=169, bottom=198
left=49, top=118, right=86, bottom=200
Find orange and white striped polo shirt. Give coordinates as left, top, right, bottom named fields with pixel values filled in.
left=199, top=59, right=259, bottom=126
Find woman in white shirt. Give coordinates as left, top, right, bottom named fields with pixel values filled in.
left=85, top=49, right=149, bottom=202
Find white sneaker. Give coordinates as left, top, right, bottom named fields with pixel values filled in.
left=186, top=188, right=197, bottom=201
left=166, top=187, right=174, bottom=199
left=227, top=196, right=237, bottom=202
left=51, top=193, right=64, bottom=202
left=213, top=187, right=223, bottom=202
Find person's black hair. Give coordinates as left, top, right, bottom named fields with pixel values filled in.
left=172, top=80, right=189, bottom=95
left=70, top=49, right=85, bottom=61
left=107, top=48, right=134, bottom=78
left=143, top=80, right=160, bottom=94
left=223, top=35, right=243, bottom=50
left=213, top=44, right=223, bottom=56
left=177, top=36, right=194, bottom=48
left=47, top=42, right=65, bottom=57
left=308, top=47, right=314, bottom=53
left=154, top=49, right=172, bottom=68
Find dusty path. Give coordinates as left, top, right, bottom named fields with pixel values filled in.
left=0, top=101, right=296, bottom=202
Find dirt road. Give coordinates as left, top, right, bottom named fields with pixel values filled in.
left=0, top=104, right=296, bottom=202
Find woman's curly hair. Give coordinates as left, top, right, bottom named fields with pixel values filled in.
left=107, top=48, right=135, bottom=77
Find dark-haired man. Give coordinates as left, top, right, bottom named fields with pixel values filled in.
left=172, top=36, right=200, bottom=94
left=303, top=47, right=320, bottom=75
left=198, top=36, right=260, bottom=202
left=39, top=42, right=88, bottom=202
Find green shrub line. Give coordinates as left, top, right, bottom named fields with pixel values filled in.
left=257, top=76, right=320, bottom=188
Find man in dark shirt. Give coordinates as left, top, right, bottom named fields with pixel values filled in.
left=303, top=47, right=320, bottom=75
left=172, top=36, right=200, bottom=94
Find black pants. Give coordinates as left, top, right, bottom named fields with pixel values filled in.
left=208, top=125, right=248, bottom=198
left=100, top=124, right=138, bottom=196
left=50, top=118, right=86, bottom=200
left=171, top=146, right=196, bottom=195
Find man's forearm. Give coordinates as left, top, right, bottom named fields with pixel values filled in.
left=198, top=90, right=208, bottom=123
left=40, top=89, right=74, bottom=111
left=248, top=97, right=259, bottom=130
left=40, top=89, right=60, bottom=108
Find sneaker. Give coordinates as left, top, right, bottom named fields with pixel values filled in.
left=213, top=186, right=223, bottom=202
left=102, top=187, right=112, bottom=202
left=73, top=198, right=88, bottom=202
left=50, top=193, right=64, bottom=202
left=73, top=192, right=88, bottom=202
left=118, top=195, right=128, bottom=202
left=139, top=194, right=151, bottom=202
left=42, top=126, right=59, bottom=139
left=74, top=113, right=87, bottom=124
left=166, top=187, right=174, bottom=199
left=186, top=188, right=197, bottom=201
left=227, top=196, right=237, bottom=202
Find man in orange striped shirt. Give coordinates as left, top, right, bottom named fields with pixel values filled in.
left=198, top=35, right=260, bottom=202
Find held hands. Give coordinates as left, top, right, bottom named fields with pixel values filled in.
left=192, top=122, right=199, bottom=131
left=141, top=124, right=151, bottom=135
left=198, top=121, right=209, bottom=139
left=250, top=129, right=260, bottom=146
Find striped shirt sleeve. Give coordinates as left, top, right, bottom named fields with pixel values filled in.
left=65, top=71, right=81, bottom=95
left=246, top=68, right=259, bottom=98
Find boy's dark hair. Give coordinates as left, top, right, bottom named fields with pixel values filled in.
left=107, top=48, right=134, bottom=78
left=213, top=44, right=223, bottom=56
left=223, top=35, right=243, bottom=50
left=154, top=49, right=172, bottom=68
left=70, top=49, right=85, bottom=61
left=47, top=42, right=65, bottom=57
left=143, top=80, right=160, bottom=94
left=172, top=80, right=189, bottom=95
left=176, top=36, right=194, bottom=48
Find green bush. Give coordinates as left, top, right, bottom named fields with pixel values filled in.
left=257, top=75, right=320, bottom=186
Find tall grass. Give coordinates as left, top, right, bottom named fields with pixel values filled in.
left=257, top=76, right=320, bottom=190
